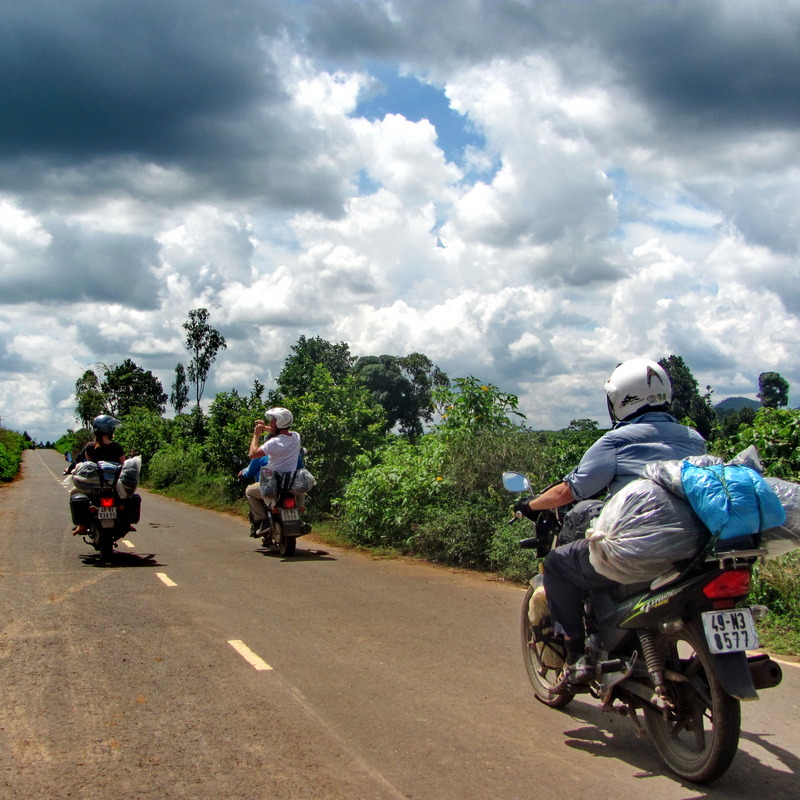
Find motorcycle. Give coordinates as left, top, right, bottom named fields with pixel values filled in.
left=503, top=470, right=784, bottom=783
left=249, top=478, right=312, bottom=557
left=78, top=462, right=141, bottom=562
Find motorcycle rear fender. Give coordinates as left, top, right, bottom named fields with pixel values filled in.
left=712, top=651, right=759, bottom=701
left=280, top=518, right=303, bottom=535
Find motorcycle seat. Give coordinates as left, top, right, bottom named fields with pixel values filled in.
left=606, top=580, right=652, bottom=602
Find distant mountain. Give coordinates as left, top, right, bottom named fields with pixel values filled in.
left=715, top=397, right=761, bottom=416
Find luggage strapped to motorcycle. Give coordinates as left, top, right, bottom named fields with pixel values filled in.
left=96, top=460, right=123, bottom=491
left=274, top=470, right=298, bottom=494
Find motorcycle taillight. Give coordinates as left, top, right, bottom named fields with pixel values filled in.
left=282, top=496, right=296, bottom=509
left=100, top=496, right=115, bottom=508
left=703, top=569, right=751, bottom=600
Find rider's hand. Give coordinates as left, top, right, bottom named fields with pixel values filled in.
left=514, top=497, right=538, bottom=521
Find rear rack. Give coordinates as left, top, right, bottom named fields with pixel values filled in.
left=706, top=547, right=767, bottom=567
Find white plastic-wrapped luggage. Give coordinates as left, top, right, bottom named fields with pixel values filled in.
left=761, top=477, right=800, bottom=558
left=62, top=456, right=141, bottom=498
left=63, top=460, right=113, bottom=492
left=588, top=478, right=708, bottom=584
left=117, top=455, right=142, bottom=498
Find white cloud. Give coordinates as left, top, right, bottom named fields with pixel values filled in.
left=2, top=1, right=800, bottom=441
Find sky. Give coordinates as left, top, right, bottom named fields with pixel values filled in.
left=2, top=0, right=800, bottom=442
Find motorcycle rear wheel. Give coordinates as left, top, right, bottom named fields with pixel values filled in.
left=274, top=519, right=296, bottom=557
left=520, top=585, right=574, bottom=708
left=93, top=525, right=114, bottom=562
left=642, top=622, right=741, bottom=783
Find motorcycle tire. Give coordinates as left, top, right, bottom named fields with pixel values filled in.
left=642, top=622, right=741, bottom=783
left=94, top=526, right=114, bottom=562
left=274, top=518, right=296, bottom=557
left=520, top=585, right=574, bottom=708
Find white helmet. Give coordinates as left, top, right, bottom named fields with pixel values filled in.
left=265, top=406, right=293, bottom=429
left=604, top=359, right=671, bottom=422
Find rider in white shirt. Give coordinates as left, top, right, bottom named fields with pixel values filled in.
left=246, top=407, right=302, bottom=534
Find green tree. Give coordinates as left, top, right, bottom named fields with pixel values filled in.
left=55, top=429, right=92, bottom=460
left=249, top=379, right=265, bottom=403
left=397, top=353, right=449, bottom=428
left=183, top=308, right=227, bottom=405
left=101, top=359, right=167, bottom=417
left=566, top=418, right=600, bottom=432
left=658, top=355, right=717, bottom=438
left=736, top=407, right=800, bottom=479
left=354, top=352, right=448, bottom=437
left=290, top=365, right=387, bottom=510
left=204, top=389, right=263, bottom=481
left=74, top=369, right=106, bottom=428
left=170, top=363, right=190, bottom=415
left=274, top=336, right=355, bottom=401
left=434, top=376, right=526, bottom=432
left=114, top=407, right=168, bottom=467
left=758, top=371, right=790, bottom=409
left=354, top=355, right=416, bottom=435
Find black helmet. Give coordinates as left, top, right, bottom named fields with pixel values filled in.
left=92, top=414, right=121, bottom=437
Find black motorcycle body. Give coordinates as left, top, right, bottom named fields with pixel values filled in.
left=506, top=471, right=783, bottom=783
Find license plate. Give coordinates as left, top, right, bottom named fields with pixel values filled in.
left=98, top=507, right=117, bottom=520
left=702, top=608, right=759, bottom=654
left=281, top=508, right=299, bottom=522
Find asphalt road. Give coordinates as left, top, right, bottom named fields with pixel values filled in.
left=1, top=449, right=799, bottom=799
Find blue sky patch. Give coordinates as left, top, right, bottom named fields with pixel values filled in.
left=355, top=65, right=485, bottom=167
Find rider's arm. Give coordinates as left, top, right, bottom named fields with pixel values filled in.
left=526, top=482, right=575, bottom=512
left=248, top=421, right=268, bottom=459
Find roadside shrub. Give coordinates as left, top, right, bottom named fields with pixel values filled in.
left=115, top=407, right=169, bottom=472
left=488, top=520, right=541, bottom=583
left=291, top=367, right=388, bottom=512
left=339, top=436, right=447, bottom=548
left=734, top=407, right=800, bottom=479
left=0, top=429, right=26, bottom=481
left=408, top=497, right=499, bottom=569
left=339, top=422, right=604, bottom=573
left=148, top=443, right=207, bottom=490
left=0, top=443, right=18, bottom=480
left=749, top=551, right=800, bottom=654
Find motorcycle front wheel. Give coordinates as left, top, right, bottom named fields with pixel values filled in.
left=642, top=622, right=741, bottom=783
left=520, top=585, right=574, bottom=708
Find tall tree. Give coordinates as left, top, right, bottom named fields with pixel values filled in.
left=274, top=336, right=355, bottom=400
left=170, top=363, right=190, bottom=415
left=398, top=352, right=449, bottom=428
left=354, top=355, right=414, bottom=434
left=101, top=359, right=167, bottom=417
left=758, top=371, right=790, bottom=408
left=290, top=365, right=387, bottom=511
left=353, top=352, right=449, bottom=437
left=658, top=355, right=717, bottom=438
left=183, top=308, right=227, bottom=405
left=74, top=369, right=106, bottom=428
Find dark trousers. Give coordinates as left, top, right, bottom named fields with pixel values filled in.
left=542, top=538, right=619, bottom=640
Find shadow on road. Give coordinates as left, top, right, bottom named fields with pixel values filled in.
left=79, top=551, right=164, bottom=568
left=554, top=698, right=798, bottom=797
left=256, top=545, right=337, bottom=562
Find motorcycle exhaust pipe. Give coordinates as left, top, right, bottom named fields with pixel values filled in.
left=748, top=653, right=783, bottom=689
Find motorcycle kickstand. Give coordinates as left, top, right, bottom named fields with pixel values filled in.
left=604, top=699, right=647, bottom=739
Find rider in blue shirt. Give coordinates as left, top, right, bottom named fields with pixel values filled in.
left=516, top=359, right=707, bottom=686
